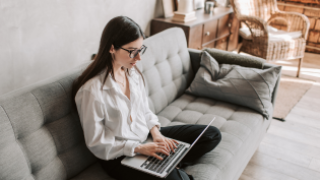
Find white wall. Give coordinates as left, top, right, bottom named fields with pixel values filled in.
left=0, top=0, right=163, bottom=95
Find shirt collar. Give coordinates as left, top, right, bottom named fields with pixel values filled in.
left=101, top=67, right=136, bottom=90
left=100, top=70, right=116, bottom=90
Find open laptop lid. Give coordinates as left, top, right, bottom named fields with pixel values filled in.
left=164, top=118, right=215, bottom=177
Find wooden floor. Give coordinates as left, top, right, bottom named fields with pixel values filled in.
left=238, top=52, right=320, bottom=180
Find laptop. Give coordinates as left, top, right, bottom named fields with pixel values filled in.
left=121, top=118, right=215, bottom=178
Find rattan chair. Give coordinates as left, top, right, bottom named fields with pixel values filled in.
left=230, top=0, right=310, bottom=77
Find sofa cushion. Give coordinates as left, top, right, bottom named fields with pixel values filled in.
left=186, top=51, right=281, bottom=119
left=157, top=93, right=270, bottom=180
left=70, top=163, right=115, bottom=180
left=137, top=28, right=194, bottom=115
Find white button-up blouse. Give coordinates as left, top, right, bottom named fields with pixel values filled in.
left=75, top=68, right=161, bottom=160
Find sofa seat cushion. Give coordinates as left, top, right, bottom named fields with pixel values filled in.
left=157, top=93, right=268, bottom=180
left=70, top=162, right=115, bottom=180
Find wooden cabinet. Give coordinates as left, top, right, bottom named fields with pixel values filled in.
left=151, top=7, right=239, bottom=51
left=202, top=20, right=218, bottom=44
left=189, top=24, right=203, bottom=49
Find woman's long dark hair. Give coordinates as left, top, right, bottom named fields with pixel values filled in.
left=72, top=16, right=145, bottom=107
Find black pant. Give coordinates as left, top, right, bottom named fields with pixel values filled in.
left=99, top=125, right=222, bottom=180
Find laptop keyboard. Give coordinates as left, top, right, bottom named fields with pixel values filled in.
left=140, top=143, right=186, bottom=174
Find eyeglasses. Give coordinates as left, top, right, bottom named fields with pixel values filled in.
left=119, top=45, right=147, bottom=58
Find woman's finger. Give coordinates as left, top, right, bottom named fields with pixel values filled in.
left=156, top=142, right=168, bottom=150
left=156, top=145, right=170, bottom=154
left=166, top=138, right=177, bottom=150
left=172, top=139, right=179, bottom=145
left=156, top=142, right=165, bottom=146
left=170, top=140, right=178, bottom=146
left=173, top=139, right=179, bottom=145
left=156, top=141, right=165, bottom=145
left=159, top=141, right=170, bottom=151
left=157, top=148, right=170, bottom=156
left=153, top=153, right=163, bottom=160
left=166, top=139, right=175, bottom=152
left=171, top=139, right=178, bottom=149
left=170, top=140, right=177, bottom=151
left=168, top=139, right=177, bottom=148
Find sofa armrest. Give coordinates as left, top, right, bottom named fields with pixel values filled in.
left=188, top=48, right=282, bottom=106
left=188, top=48, right=202, bottom=75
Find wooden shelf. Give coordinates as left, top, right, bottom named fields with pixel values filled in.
left=151, top=7, right=239, bottom=51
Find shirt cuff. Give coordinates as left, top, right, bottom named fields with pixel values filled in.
left=124, top=140, right=141, bottom=157
left=147, top=120, right=161, bottom=131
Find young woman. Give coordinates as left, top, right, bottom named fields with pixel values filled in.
left=72, top=16, right=221, bottom=180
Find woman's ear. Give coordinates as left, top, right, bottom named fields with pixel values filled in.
left=109, top=45, right=115, bottom=53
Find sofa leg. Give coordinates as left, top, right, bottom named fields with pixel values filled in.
left=296, top=58, right=303, bottom=78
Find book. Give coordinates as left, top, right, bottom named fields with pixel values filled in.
left=172, top=11, right=197, bottom=22
left=172, top=16, right=197, bottom=22
left=173, top=11, right=196, bottom=18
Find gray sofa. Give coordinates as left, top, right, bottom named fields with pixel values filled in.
left=0, top=28, right=281, bottom=180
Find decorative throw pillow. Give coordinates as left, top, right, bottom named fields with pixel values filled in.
left=186, top=51, right=281, bottom=119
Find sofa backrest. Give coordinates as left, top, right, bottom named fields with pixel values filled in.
left=139, top=27, right=193, bottom=114
left=0, top=27, right=193, bottom=179
left=0, top=63, right=96, bottom=180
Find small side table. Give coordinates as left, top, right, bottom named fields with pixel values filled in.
left=151, top=7, right=239, bottom=51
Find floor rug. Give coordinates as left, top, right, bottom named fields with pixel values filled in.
left=273, top=75, right=315, bottom=119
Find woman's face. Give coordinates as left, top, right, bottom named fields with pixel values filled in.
left=110, top=37, right=144, bottom=69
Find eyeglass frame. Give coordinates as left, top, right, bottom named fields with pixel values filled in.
left=118, top=45, right=147, bottom=58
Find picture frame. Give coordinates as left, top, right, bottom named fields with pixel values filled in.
left=162, top=0, right=176, bottom=18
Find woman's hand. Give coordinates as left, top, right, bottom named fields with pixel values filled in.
left=150, top=126, right=179, bottom=153
left=134, top=142, right=170, bottom=160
